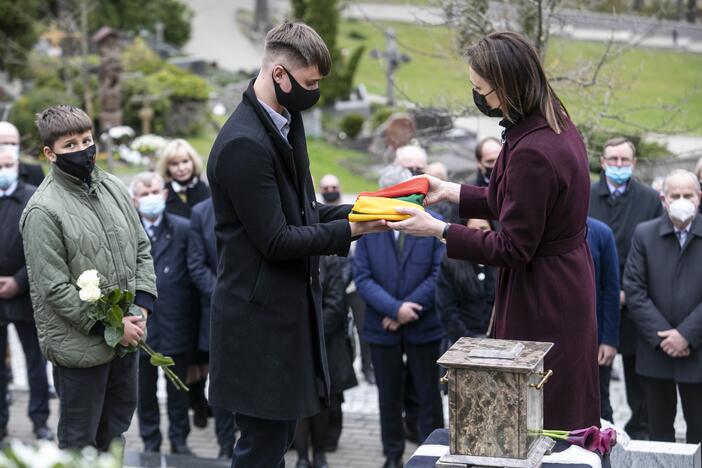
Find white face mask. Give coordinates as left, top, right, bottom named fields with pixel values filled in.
left=668, top=198, right=697, bottom=225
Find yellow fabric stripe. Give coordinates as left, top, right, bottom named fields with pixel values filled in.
left=348, top=196, right=425, bottom=222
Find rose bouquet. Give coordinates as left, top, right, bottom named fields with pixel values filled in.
left=531, top=426, right=617, bottom=456
left=77, top=269, right=188, bottom=391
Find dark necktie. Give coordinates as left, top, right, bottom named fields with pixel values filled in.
left=396, top=232, right=406, bottom=257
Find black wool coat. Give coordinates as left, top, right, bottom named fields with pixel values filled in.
left=18, top=162, right=44, bottom=188
left=0, top=181, right=36, bottom=323
left=589, top=175, right=663, bottom=354
left=206, top=81, right=353, bottom=420
left=165, top=179, right=210, bottom=219
left=142, top=213, right=197, bottom=356
left=624, top=214, right=702, bottom=383
left=320, top=255, right=357, bottom=394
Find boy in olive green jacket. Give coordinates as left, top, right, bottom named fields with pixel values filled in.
left=20, top=105, right=157, bottom=451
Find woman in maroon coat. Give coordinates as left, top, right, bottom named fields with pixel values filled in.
left=390, top=32, right=600, bottom=430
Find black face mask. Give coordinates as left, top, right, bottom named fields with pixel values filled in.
left=322, top=191, right=341, bottom=203
left=273, top=66, right=321, bottom=113
left=409, top=167, right=425, bottom=176
left=473, top=89, right=503, bottom=118
left=483, top=167, right=493, bottom=179
left=54, top=144, right=97, bottom=183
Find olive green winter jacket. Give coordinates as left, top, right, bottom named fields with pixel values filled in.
left=20, top=165, right=157, bottom=368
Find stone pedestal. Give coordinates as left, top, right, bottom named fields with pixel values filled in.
left=436, top=338, right=554, bottom=468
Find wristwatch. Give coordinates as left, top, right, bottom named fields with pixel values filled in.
left=441, top=222, right=451, bottom=243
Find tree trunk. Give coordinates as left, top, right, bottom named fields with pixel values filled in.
left=687, top=0, right=697, bottom=22
left=254, top=0, right=270, bottom=32
left=632, top=0, right=644, bottom=11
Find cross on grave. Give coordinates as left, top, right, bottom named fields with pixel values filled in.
left=129, top=94, right=162, bottom=135
left=370, top=28, right=410, bottom=106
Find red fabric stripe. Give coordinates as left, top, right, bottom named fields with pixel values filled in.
left=359, top=178, right=429, bottom=199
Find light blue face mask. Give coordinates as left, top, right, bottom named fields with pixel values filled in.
left=0, top=167, right=18, bottom=190
left=138, top=194, right=166, bottom=219
left=604, top=165, right=633, bottom=185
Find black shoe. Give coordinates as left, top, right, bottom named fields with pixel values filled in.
left=313, top=453, right=329, bottom=468
left=363, top=368, right=376, bottom=385
left=193, top=405, right=208, bottom=428
left=33, top=424, right=55, bottom=441
left=171, top=444, right=194, bottom=456
left=0, top=427, right=7, bottom=442
left=382, top=457, right=402, bottom=468
left=296, top=459, right=312, bottom=468
left=218, top=445, right=234, bottom=459
left=324, top=443, right=338, bottom=452
left=404, top=422, right=420, bottom=445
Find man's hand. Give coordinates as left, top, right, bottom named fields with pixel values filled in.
left=0, top=277, right=19, bottom=299
left=382, top=317, right=401, bottom=331
left=658, top=329, right=690, bottom=358
left=350, top=219, right=389, bottom=237
left=620, top=290, right=626, bottom=308
left=598, top=344, right=617, bottom=366
left=120, top=316, right=145, bottom=347
left=397, top=302, right=422, bottom=324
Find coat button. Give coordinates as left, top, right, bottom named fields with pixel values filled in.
left=312, top=200, right=317, bottom=209
left=301, top=210, right=305, bottom=216
left=164, top=266, right=170, bottom=274
left=309, top=275, right=313, bottom=285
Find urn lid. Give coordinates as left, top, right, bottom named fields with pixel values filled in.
left=437, top=337, right=553, bottom=373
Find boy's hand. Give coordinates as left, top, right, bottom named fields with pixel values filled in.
left=120, top=316, right=144, bottom=347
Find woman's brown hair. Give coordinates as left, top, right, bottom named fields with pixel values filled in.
left=466, top=31, right=569, bottom=134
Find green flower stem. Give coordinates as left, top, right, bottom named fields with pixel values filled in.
left=139, top=341, right=189, bottom=392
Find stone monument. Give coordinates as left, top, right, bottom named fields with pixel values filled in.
left=436, top=337, right=555, bottom=468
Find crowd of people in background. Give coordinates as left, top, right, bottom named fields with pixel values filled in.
left=1, top=106, right=702, bottom=467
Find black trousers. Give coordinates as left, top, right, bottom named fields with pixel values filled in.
left=370, top=339, right=444, bottom=461
left=641, top=375, right=702, bottom=444
left=137, top=352, right=190, bottom=449
left=231, top=413, right=296, bottom=468
left=53, top=352, right=137, bottom=451
left=0, top=322, right=50, bottom=429
left=213, top=406, right=237, bottom=450
left=622, top=354, right=649, bottom=438
left=348, top=291, right=372, bottom=373
left=599, top=364, right=613, bottom=423
left=325, top=393, right=343, bottom=449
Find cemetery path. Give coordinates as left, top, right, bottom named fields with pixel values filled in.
left=183, top=0, right=262, bottom=73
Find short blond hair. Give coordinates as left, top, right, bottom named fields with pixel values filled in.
left=156, top=138, right=203, bottom=182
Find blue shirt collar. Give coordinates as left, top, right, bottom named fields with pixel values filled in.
left=258, top=99, right=291, bottom=140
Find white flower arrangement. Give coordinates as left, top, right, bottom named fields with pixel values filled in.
left=0, top=439, right=122, bottom=468
left=130, top=134, right=168, bottom=155
left=76, top=269, right=101, bottom=303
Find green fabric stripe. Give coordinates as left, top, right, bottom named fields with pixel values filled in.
left=396, top=194, right=425, bottom=206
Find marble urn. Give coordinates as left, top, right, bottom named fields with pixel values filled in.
left=436, top=337, right=555, bottom=468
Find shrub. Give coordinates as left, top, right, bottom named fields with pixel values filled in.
left=339, top=113, right=365, bottom=139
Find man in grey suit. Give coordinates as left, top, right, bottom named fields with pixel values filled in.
left=624, top=169, right=702, bottom=444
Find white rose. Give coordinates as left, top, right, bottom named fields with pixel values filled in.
left=77, top=269, right=100, bottom=290
left=79, top=286, right=102, bottom=303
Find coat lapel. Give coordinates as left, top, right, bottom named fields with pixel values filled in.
left=242, top=81, right=300, bottom=192
left=400, top=234, right=417, bottom=268
left=150, top=216, right=171, bottom=263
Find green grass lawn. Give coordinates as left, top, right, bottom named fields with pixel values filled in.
left=338, top=20, right=702, bottom=134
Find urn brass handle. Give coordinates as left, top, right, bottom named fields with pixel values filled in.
left=439, top=370, right=449, bottom=385
left=529, top=369, right=553, bottom=390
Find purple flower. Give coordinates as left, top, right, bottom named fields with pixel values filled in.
left=537, top=426, right=618, bottom=456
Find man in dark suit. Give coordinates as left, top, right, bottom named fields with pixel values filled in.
left=589, top=136, right=662, bottom=439
left=353, top=175, right=445, bottom=468
left=585, top=217, right=620, bottom=423
left=130, top=172, right=195, bottom=455
left=206, top=22, right=384, bottom=468
left=0, top=146, right=52, bottom=442
left=0, top=121, right=44, bottom=187
left=624, top=170, right=702, bottom=444
left=473, top=136, right=501, bottom=187
left=188, top=198, right=237, bottom=459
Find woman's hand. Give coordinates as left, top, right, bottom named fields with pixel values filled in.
left=387, top=207, right=446, bottom=239
left=418, top=175, right=461, bottom=206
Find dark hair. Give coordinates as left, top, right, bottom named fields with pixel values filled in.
left=263, top=21, right=332, bottom=76
left=474, top=136, right=501, bottom=162
left=466, top=31, right=569, bottom=134
left=35, top=104, right=93, bottom=149
left=601, top=136, right=636, bottom=159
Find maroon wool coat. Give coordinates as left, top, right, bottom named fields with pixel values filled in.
left=445, top=112, right=600, bottom=430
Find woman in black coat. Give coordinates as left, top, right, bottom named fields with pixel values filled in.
left=435, top=218, right=496, bottom=344
left=157, top=138, right=210, bottom=219
left=294, top=255, right=357, bottom=468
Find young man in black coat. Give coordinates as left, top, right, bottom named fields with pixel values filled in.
left=0, top=147, right=52, bottom=442
left=589, top=137, right=662, bottom=439
left=206, top=22, right=385, bottom=468
left=130, top=172, right=195, bottom=455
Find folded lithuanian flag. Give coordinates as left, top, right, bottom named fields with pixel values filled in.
left=349, top=178, right=429, bottom=222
